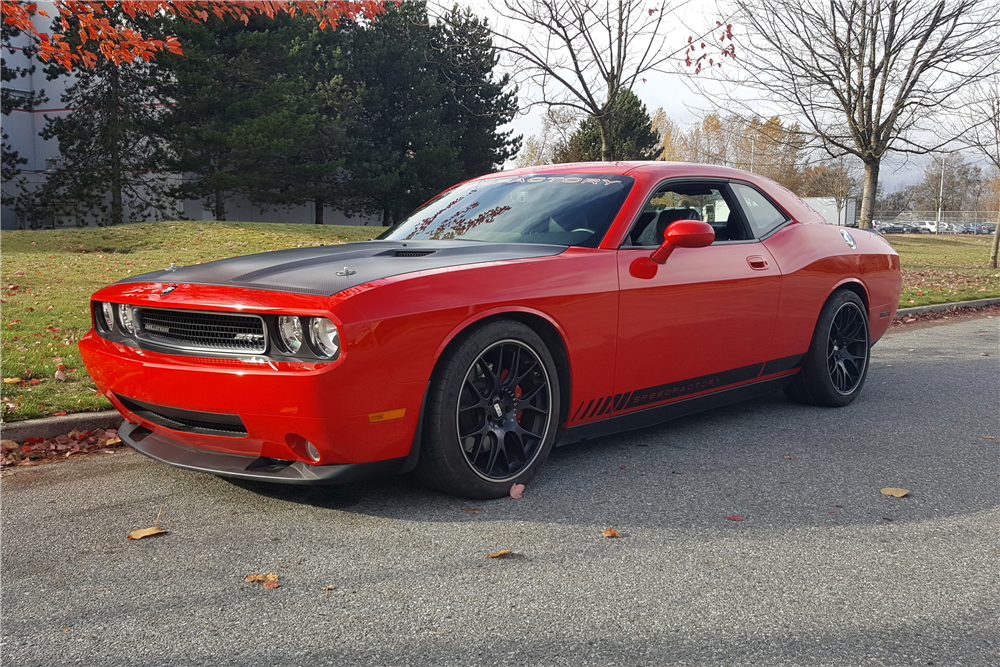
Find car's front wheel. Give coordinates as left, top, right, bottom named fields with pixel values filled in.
left=785, top=289, right=870, bottom=407
left=415, top=320, right=560, bottom=499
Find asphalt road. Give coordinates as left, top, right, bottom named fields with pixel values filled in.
left=2, top=316, right=998, bottom=667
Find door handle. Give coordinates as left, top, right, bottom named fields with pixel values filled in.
left=747, top=255, right=769, bottom=270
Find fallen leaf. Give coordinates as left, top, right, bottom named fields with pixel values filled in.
left=2, top=378, right=20, bottom=384
left=127, top=525, right=167, bottom=540
left=983, top=435, right=997, bottom=440
left=105, top=437, right=122, bottom=446
left=725, top=515, right=744, bottom=521
left=54, top=369, right=66, bottom=382
left=486, top=549, right=522, bottom=559
left=880, top=487, right=910, bottom=498
left=509, top=483, right=524, bottom=499
left=245, top=572, right=280, bottom=589
left=459, top=507, right=481, bottom=514
left=602, top=527, right=622, bottom=538
left=51, top=411, right=67, bottom=416
left=127, top=508, right=166, bottom=540
left=323, top=585, right=337, bottom=596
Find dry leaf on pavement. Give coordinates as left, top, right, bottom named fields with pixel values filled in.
left=725, top=515, right=744, bottom=521
left=509, top=483, right=524, bottom=499
left=602, top=527, right=622, bottom=538
left=127, top=508, right=166, bottom=540
left=460, top=507, right=482, bottom=514
left=245, top=573, right=280, bottom=589
left=323, top=585, right=337, bottom=596
left=486, top=550, right=522, bottom=559
left=880, top=487, right=910, bottom=498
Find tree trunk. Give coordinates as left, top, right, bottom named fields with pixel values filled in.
left=990, top=206, right=999, bottom=269
left=215, top=188, right=226, bottom=221
left=314, top=196, right=324, bottom=225
left=858, top=160, right=880, bottom=229
left=109, top=67, right=123, bottom=226
left=598, top=118, right=609, bottom=162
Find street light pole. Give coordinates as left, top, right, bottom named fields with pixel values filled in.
left=936, top=154, right=946, bottom=235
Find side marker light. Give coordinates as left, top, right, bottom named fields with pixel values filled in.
left=368, top=409, right=407, bottom=423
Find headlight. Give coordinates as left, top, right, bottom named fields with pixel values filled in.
left=277, top=315, right=304, bottom=354
left=309, top=317, right=341, bottom=359
left=100, top=302, right=115, bottom=332
left=118, top=304, right=136, bottom=335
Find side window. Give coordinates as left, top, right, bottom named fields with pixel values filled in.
left=626, top=182, right=750, bottom=246
left=731, top=183, right=787, bottom=237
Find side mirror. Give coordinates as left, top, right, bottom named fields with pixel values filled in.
left=650, top=220, right=715, bottom=264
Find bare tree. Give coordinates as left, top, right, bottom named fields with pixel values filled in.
left=723, top=0, right=1000, bottom=228
left=962, top=76, right=1000, bottom=267
left=493, top=0, right=734, bottom=161
left=803, top=158, right=862, bottom=225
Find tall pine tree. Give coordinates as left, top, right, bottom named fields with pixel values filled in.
left=156, top=13, right=331, bottom=221
left=556, top=89, right=662, bottom=163
left=29, top=8, right=172, bottom=226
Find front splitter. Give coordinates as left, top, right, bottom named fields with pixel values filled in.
left=119, top=421, right=406, bottom=485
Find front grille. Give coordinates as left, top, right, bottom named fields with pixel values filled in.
left=116, top=394, right=248, bottom=437
left=137, top=308, right=266, bottom=354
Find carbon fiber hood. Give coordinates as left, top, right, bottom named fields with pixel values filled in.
left=115, top=240, right=566, bottom=296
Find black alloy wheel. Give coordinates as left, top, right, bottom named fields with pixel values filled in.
left=827, top=300, right=868, bottom=395
left=784, top=289, right=870, bottom=407
left=415, top=320, right=561, bottom=499
left=457, top=340, right=551, bottom=481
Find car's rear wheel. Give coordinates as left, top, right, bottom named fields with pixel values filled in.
left=415, top=320, right=560, bottom=499
left=784, top=289, right=870, bottom=407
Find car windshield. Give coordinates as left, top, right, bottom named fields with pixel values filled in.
left=378, top=173, right=635, bottom=247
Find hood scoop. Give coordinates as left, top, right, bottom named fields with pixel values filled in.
left=392, top=249, right=437, bottom=258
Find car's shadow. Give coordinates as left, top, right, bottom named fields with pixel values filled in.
left=219, top=352, right=999, bottom=531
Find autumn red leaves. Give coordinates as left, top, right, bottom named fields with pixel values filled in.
left=2, top=1, right=386, bottom=70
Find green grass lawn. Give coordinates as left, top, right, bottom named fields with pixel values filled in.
left=886, top=233, right=1000, bottom=307
left=1, top=224, right=997, bottom=423
left=1, top=221, right=379, bottom=422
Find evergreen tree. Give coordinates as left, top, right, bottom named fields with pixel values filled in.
left=156, top=14, right=330, bottom=221
left=27, top=9, right=172, bottom=226
left=343, top=2, right=458, bottom=226
left=2, top=18, right=45, bottom=182
left=432, top=7, right=520, bottom=177
left=283, top=20, right=358, bottom=224
left=557, top=89, right=662, bottom=163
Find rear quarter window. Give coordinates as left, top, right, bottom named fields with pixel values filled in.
left=731, top=183, right=788, bottom=237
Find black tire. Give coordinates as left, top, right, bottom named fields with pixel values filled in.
left=784, top=290, right=870, bottom=407
left=415, top=319, right=561, bottom=499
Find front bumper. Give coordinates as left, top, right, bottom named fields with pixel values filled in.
left=120, top=421, right=407, bottom=485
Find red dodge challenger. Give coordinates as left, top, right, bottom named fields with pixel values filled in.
left=80, top=162, right=902, bottom=498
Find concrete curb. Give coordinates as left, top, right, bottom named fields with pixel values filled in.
left=0, top=410, right=124, bottom=443
left=1, top=299, right=998, bottom=443
left=895, top=297, right=1000, bottom=318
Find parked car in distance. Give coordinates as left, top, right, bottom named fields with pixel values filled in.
left=79, top=162, right=903, bottom=498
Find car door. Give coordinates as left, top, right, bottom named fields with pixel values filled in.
left=610, top=180, right=782, bottom=417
